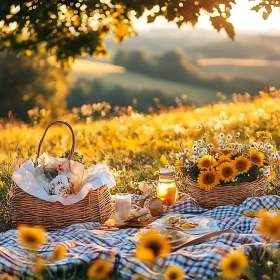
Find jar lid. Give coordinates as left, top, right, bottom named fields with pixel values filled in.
left=158, top=166, right=175, bottom=176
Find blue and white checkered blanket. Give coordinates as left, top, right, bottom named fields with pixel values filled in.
left=1, top=195, right=280, bottom=279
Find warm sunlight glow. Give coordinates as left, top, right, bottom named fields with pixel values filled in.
left=135, top=0, right=280, bottom=31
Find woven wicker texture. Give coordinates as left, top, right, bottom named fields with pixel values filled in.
left=187, top=176, right=268, bottom=208
left=9, top=121, right=113, bottom=231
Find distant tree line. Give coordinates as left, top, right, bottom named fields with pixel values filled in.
left=113, top=50, right=265, bottom=94
left=67, top=79, right=190, bottom=113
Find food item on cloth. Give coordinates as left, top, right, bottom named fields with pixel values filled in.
left=180, top=221, right=198, bottom=229
left=49, top=175, right=75, bottom=198
left=125, top=207, right=151, bottom=222
left=165, top=216, right=198, bottom=229
left=149, top=198, right=164, bottom=216
left=165, top=215, right=181, bottom=226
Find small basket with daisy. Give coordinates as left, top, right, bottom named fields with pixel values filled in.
left=175, top=127, right=279, bottom=208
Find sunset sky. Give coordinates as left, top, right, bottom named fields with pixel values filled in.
left=136, top=0, right=280, bottom=31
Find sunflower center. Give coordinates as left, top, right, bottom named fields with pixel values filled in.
left=236, top=160, right=247, bottom=171
left=228, top=259, right=240, bottom=271
left=251, top=155, right=261, bottom=163
left=169, top=272, right=179, bottom=280
left=25, top=234, right=37, bottom=244
left=202, top=159, right=211, bottom=168
left=95, top=264, right=105, bottom=274
left=146, top=240, right=161, bottom=257
left=203, top=173, right=215, bottom=185
left=222, top=167, right=233, bottom=178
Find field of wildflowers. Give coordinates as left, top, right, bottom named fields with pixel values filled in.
left=1, top=88, right=280, bottom=279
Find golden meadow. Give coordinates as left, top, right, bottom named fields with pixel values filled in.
left=1, top=90, right=280, bottom=197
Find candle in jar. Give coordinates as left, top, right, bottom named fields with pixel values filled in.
left=115, top=193, right=131, bottom=224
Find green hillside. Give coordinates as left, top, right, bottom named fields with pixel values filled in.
left=71, top=60, right=219, bottom=105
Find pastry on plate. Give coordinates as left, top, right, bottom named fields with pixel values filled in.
left=165, top=215, right=181, bottom=226
left=179, top=221, right=198, bottom=229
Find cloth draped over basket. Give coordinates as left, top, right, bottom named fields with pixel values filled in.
left=9, top=120, right=115, bottom=231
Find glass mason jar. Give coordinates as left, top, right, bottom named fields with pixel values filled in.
left=156, top=167, right=178, bottom=206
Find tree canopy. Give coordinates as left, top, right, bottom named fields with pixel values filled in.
left=0, top=0, right=279, bottom=62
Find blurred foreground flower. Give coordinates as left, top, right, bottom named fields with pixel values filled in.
left=0, top=273, right=18, bottom=280
left=131, top=274, right=148, bottom=280
left=33, top=256, right=46, bottom=276
left=257, top=210, right=280, bottom=241
left=135, top=230, right=171, bottom=264
left=220, top=251, right=248, bottom=279
left=164, top=265, right=185, bottom=280
left=87, top=259, right=113, bottom=279
left=50, top=244, right=67, bottom=262
left=18, top=225, right=47, bottom=251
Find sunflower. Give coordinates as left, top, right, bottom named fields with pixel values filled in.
left=234, top=156, right=251, bottom=174
left=197, top=155, right=216, bottom=169
left=217, top=155, right=231, bottom=166
left=197, top=169, right=220, bottom=190
left=256, top=131, right=272, bottom=139
left=174, top=160, right=183, bottom=171
left=33, top=257, right=46, bottom=276
left=257, top=211, right=280, bottom=241
left=164, top=266, right=185, bottom=280
left=132, top=274, right=148, bottom=280
left=220, top=251, right=248, bottom=279
left=250, top=150, right=264, bottom=166
left=50, top=244, right=67, bottom=262
left=220, top=149, right=238, bottom=157
left=217, top=162, right=238, bottom=183
left=87, top=259, right=113, bottom=280
left=18, top=225, right=47, bottom=251
left=210, top=147, right=221, bottom=155
left=0, top=274, right=16, bottom=280
left=135, top=230, right=171, bottom=263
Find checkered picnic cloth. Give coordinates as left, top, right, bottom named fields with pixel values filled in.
left=1, top=195, right=280, bottom=279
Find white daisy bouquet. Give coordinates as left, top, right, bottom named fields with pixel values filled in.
left=175, top=127, right=279, bottom=191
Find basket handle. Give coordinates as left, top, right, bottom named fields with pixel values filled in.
left=35, top=120, right=76, bottom=166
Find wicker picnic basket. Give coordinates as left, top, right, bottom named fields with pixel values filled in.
left=187, top=176, right=268, bottom=208
left=9, top=121, right=113, bottom=231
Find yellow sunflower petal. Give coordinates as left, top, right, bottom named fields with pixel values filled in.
left=50, top=244, right=67, bottom=262
left=217, top=155, right=232, bottom=166
left=33, top=257, right=46, bottom=276
left=131, top=274, right=148, bottom=280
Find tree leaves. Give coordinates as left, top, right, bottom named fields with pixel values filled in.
left=0, top=0, right=277, bottom=62
left=210, top=16, right=235, bottom=40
